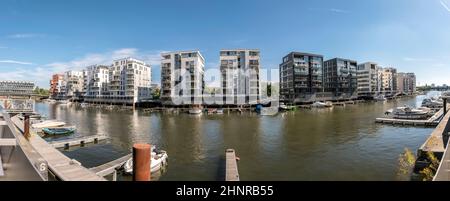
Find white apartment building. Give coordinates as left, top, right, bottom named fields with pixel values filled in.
left=84, top=65, right=110, bottom=98
left=161, top=51, right=205, bottom=105
left=109, top=57, right=152, bottom=104
left=220, top=49, right=260, bottom=105
left=357, top=62, right=382, bottom=98
left=64, top=70, right=84, bottom=99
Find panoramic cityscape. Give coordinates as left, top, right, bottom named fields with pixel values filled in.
left=1, top=0, right=450, bottom=191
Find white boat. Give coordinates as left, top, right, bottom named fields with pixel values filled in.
left=57, top=100, right=69, bottom=106
left=216, top=109, right=224, bottom=114
left=189, top=106, right=203, bottom=115
left=123, top=147, right=168, bottom=174
left=374, top=95, right=387, bottom=101
left=32, top=120, right=66, bottom=129
left=422, top=98, right=443, bottom=108
left=312, top=101, right=333, bottom=108
left=45, top=99, right=56, bottom=104
left=387, top=106, right=431, bottom=120
left=80, top=103, right=89, bottom=108
left=259, top=107, right=279, bottom=116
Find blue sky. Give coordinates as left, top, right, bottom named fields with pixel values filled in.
left=1, top=0, right=449, bottom=88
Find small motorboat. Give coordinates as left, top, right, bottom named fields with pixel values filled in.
left=189, top=106, right=203, bottom=115
left=80, top=103, right=89, bottom=108
left=374, top=95, right=387, bottom=101
left=32, top=120, right=66, bottom=129
left=422, top=98, right=443, bottom=108
left=123, top=147, right=168, bottom=174
left=312, top=101, right=333, bottom=108
left=279, top=103, right=297, bottom=111
left=260, top=107, right=279, bottom=116
left=216, top=109, right=224, bottom=114
left=388, top=106, right=431, bottom=120
left=207, top=108, right=217, bottom=115
left=42, top=126, right=76, bottom=135
left=45, top=99, right=56, bottom=104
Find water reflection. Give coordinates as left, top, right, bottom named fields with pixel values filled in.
left=34, top=93, right=438, bottom=181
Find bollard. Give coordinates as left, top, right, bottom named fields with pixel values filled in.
left=132, top=143, right=151, bottom=181
left=444, top=99, right=447, bottom=116
left=24, top=114, right=30, bottom=139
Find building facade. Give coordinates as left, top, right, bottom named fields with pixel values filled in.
left=109, top=57, right=152, bottom=104
left=324, top=58, right=358, bottom=99
left=380, top=67, right=397, bottom=97
left=84, top=65, right=110, bottom=99
left=0, top=81, right=35, bottom=96
left=397, top=72, right=416, bottom=95
left=161, top=51, right=205, bottom=105
left=357, top=62, right=381, bottom=98
left=49, top=74, right=64, bottom=98
left=220, top=49, right=260, bottom=105
left=280, top=52, right=324, bottom=103
left=64, top=70, right=84, bottom=99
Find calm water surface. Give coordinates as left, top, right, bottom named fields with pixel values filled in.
left=35, top=92, right=440, bottom=181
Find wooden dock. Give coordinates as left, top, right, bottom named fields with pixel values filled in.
left=10, top=116, right=105, bottom=181
left=419, top=110, right=450, bottom=156
left=49, top=135, right=109, bottom=149
left=89, top=154, right=131, bottom=181
left=375, top=108, right=445, bottom=127
left=225, top=149, right=240, bottom=181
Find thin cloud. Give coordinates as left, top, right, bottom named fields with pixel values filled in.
left=308, top=8, right=349, bottom=14
left=441, top=0, right=450, bottom=13
left=7, top=33, right=46, bottom=39
left=329, top=8, right=349, bottom=14
left=0, top=46, right=7, bottom=49
left=0, top=60, right=34, bottom=65
left=403, top=57, right=434, bottom=62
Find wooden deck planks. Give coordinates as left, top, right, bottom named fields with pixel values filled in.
left=225, top=149, right=240, bottom=181
left=11, top=116, right=105, bottom=181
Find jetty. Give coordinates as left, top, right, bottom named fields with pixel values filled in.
left=9, top=115, right=105, bottom=181
left=49, top=135, right=109, bottom=149
left=375, top=107, right=446, bottom=127
left=89, top=154, right=131, bottom=181
left=225, top=149, right=240, bottom=181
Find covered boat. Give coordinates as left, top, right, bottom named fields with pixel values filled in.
left=42, top=126, right=76, bottom=135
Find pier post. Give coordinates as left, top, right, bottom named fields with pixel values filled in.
left=444, top=98, right=448, bottom=116
left=132, top=143, right=151, bottom=181
left=23, top=114, right=30, bottom=139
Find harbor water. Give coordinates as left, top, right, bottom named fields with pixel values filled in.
left=35, top=93, right=440, bottom=181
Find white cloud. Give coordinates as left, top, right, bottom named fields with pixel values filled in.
left=47, top=48, right=165, bottom=72
left=0, top=60, right=34, bottom=65
left=7, top=33, right=46, bottom=39
left=441, top=0, right=450, bottom=13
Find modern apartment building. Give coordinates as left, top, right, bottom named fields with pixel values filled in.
left=324, top=58, right=358, bottom=99
left=109, top=57, right=152, bottom=104
left=161, top=51, right=205, bottom=105
left=64, top=70, right=84, bottom=99
left=380, top=67, right=397, bottom=96
left=397, top=72, right=417, bottom=95
left=406, top=73, right=416, bottom=94
left=220, top=49, right=260, bottom=105
left=357, top=62, right=381, bottom=98
left=279, top=52, right=324, bottom=103
left=49, top=74, right=64, bottom=98
left=84, top=65, right=110, bottom=98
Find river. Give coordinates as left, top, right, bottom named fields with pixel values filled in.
left=35, top=92, right=440, bottom=181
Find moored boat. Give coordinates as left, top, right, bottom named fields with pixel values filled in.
left=32, top=120, right=66, bottom=129
left=216, top=108, right=224, bottom=114
left=123, top=147, right=168, bottom=174
left=387, top=106, right=431, bottom=120
left=189, top=105, right=203, bottom=115
left=312, top=101, right=333, bottom=108
left=374, top=95, right=387, bottom=101
left=42, top=126, right=76, bottom=135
